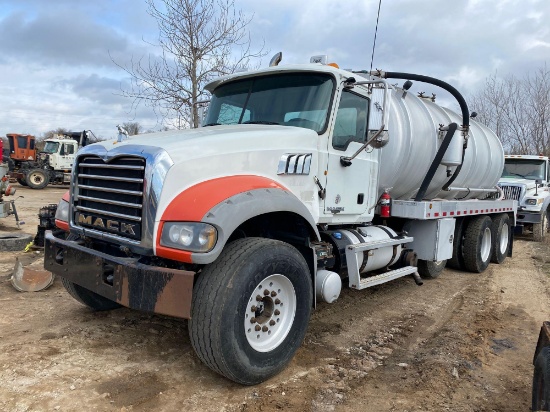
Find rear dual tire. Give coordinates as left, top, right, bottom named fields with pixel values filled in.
left=449, top=214, right=510, bottom=273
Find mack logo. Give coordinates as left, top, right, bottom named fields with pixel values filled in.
left=77, top=213, right=136, bottom=235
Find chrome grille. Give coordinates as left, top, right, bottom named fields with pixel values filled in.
left=499, top=184, right=522, bottom=201
left=74, top=156, right=145, bottom=240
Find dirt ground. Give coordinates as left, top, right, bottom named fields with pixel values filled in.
left=0, top=185, right=549, bottom=412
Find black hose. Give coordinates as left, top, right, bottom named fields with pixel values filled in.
left=414, top=123, right=458, bottom=201
left=382, top=72, right=470, bottom=129
left=372, top=71, right=471, bottom=199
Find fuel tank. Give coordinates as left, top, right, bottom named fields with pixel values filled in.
left=377, top=88, right=503, bottom=200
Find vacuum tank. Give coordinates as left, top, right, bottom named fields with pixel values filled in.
left=377, top=87, right=503, bottom=201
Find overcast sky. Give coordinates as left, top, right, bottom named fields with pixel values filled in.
left=0, top=0, right=548, bottom=139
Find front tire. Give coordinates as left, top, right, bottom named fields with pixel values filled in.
left=463, top=216, right=493, bottom=273
left=61, top=278, right=122, bottom=311
left=26, top=169, right=50, bottom=189
left=189, top=237, right=312, bottom=385
left=533, top=211, right=548, bottom=242
left=16, top=177, right=28, bottom=186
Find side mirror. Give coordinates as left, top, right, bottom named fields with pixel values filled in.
left=536, top=178, right=543, bottom=185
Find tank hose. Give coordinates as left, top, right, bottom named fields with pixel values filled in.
left=414, top=123, right=458, bottom=201
left=381, top=72, right=470, bottom=129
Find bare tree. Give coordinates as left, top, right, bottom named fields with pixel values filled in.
left=42, top=128, right=69, bottom=140
left=469, top=66, right=550, bottom=155
left=122, top=122, right=143, bottom=136
left=115, top=0, right=265, bottom=128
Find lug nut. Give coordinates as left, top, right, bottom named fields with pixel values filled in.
left=255, top=325, right=261, bottom=331
left=263, top=289, right=270, bottom=296
left=250, top=317, right=256, bottom=324
left=274, top=309, right=280, bottom=315
left=269, top=320, right=276, bottom=326
left=270, top=291, right=277, bottom=297
left=262, top=326, right=268, bottom=332
left=256, top=295, right=262, bottom=302
left=275, top=299, right=281, bottom=305
left=251, top=305, right=257, bottom=312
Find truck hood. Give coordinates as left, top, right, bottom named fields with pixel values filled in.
left=498, top=177, right=536, bottom=189
left=102, top=124, right=319, bottom=163
left=86, top=124, right=322, bottom=223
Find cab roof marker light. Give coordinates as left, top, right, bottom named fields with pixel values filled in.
left=310, top=55, right=327, bottom=65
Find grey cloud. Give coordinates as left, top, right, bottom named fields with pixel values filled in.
left=0, top=10, right=129, bottom=67
left=55, top=74, right=130, bottom=106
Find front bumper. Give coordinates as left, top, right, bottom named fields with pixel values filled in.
left=44, top=231, right=195, bottom=319
left=515, top=211, right=542, bottom=224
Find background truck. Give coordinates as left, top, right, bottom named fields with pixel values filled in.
left=11, top=131, right=90, bottom=189
left=44, top=56, right=516, bottom=385
left=533, top=321, right=550, bottom=411
left=6, top=133, right=36, bottom=185
left=498, top=155, right=550, bottom=241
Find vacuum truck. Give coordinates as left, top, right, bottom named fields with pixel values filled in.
left=44, top=55, right=516, bottom=385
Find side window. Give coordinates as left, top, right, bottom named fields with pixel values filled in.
left=66, top=144, right=75, bottom=155
left=217, top=103, right=250, bottom=124
left=332, top=89, right=369, bottom=150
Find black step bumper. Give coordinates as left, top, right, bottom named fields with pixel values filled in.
left=44, top=231, right=195, bottom=319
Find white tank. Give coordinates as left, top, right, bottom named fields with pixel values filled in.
left=378, top=88, right=504, bottom=200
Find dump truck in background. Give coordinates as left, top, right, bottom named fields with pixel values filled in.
left=498, top=155, right=550, bottom=241
left=44, top=55, right=517, bottom=384
left=8, top=131, right=91, bottom=189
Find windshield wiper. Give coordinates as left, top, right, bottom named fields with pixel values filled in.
left=509, top=172, right=527, bottom=178
left=241, top=120, right=280, bottom=125
left=203, top=122, right=221, bottom=127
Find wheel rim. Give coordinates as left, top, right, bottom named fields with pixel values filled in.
left=499, top=223, right=509, bottom=255
left=244, top=274, right=296, bottom=352
left=480, top=227, right=492, bottom=262
left=29, top=172, right=44, bottom=184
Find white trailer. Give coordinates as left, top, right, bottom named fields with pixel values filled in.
left=45, top=55, right=516, bottom=384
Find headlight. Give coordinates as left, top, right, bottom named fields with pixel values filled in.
left=161, top=222, right=217, bottom=253
left=525, top=198, right=543, bottom=206
left=55, top=198, right=69, bottom=223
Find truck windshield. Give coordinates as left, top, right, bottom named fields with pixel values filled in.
left=43, top=142, right=60, bottom=154
left=502, top=159, right=546, bottom=180
left=204, top=73, right=334, bottom=133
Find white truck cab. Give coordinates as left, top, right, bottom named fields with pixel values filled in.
left=42, top=136, right=79, bottom=171
left=499, top=155, right=550, bottom=240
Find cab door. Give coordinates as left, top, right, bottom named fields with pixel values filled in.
left=59, top=142, right=76, bottom=169
left=324, top=88, right=379, bottom=217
